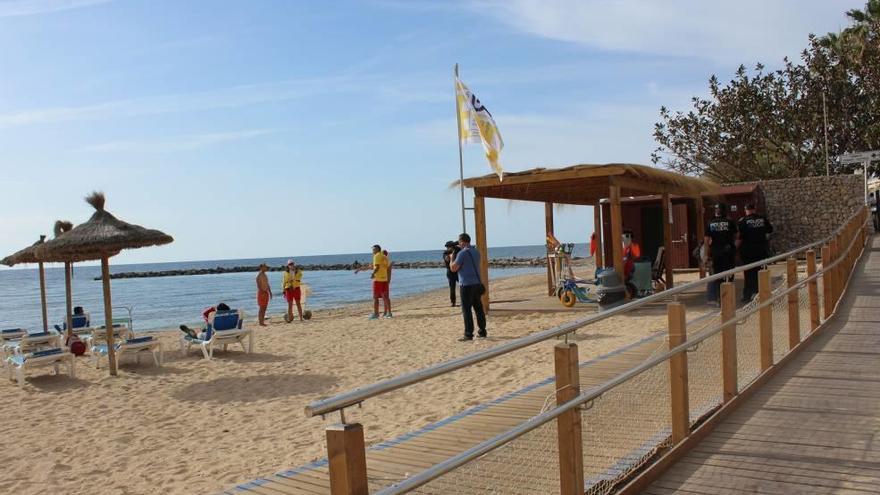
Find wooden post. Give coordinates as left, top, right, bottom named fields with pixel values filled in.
left=38, top=262, right=48, bottom=333
left=593, top=203, right=604, bottom=269
left=327, top=423, right=369, bottom=495
left=806, top=250, right=820, bottom=331
left=697, top=199, right=706, bottom=279
left=545, top=202, right=555, bottom=296
left=720, top=282, right=737, bottom=402
left=554, top=343, right=584, bottom=495
left=667, top=302, right=689, bottom=444
left=822, top=245, right=833, bottom=319
left=64, top=262, right=73, bottom=339
left=786, top=258, right=800, bottom=349
left=829, top=237, right=840, bottom=308
left=101, top=256, right=118, bottom=376
left=758, top=269, right=773, bottom=371
left=662, top=193, right=675, bottom=288
left=474, top=195, right=490, bottom=311
left=609, top=186, right=624, bottom=288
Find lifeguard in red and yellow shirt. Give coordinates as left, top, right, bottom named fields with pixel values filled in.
left=622, top=230, right=641, bottom=281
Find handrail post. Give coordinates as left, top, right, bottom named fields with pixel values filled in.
left=554, top=343, right=585, bottom=495
left=786, top=258, right=800, bottom=349
left=667, top=302, right=689, bottom=444
left=822, top=244, right=833, bottom=319
left=720, top=282, right=737, bottom=402
left=758, top=269, right=773, bottom=371
left=327, top=423, right=369, bottom=495
left=830, top=237, right=840, bottom=307
left=806, top=250, right=820, bottom=331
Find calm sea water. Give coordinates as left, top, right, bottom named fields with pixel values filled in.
left=0, top=244, right=589, bottom=332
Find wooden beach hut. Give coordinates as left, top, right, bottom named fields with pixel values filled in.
left=597, top=183, right=765, bottom=271
left=460, top=164, right=718, bottom=307
left=35, top=192, right=172, bottom=375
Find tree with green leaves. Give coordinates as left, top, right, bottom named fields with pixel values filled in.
left=653, top=0, right=880, bottom=182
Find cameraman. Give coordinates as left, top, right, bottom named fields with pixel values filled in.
left=443, top=240, right=461, bottom=306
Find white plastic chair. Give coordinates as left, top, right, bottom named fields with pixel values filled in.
left=180, top=310, right=252, bottom=360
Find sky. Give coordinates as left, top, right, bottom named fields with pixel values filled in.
left=0, top=0, right=861, bottom=265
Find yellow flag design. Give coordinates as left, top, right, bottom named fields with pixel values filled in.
left=455, top=77, right=504, bottom=180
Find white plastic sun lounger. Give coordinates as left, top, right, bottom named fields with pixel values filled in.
left=6, top=347, right=75, bottom=388
left=180, top=309, right=252, bottom=360
left=91, top=335, right=163, bottom=368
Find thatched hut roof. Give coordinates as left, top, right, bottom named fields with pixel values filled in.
left=1, top=235, right=47, bottom=267
left=35, top=193, right=172, bottom=262
left=459, top=163, right=718, bottom=205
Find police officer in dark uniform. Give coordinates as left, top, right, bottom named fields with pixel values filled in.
left=737, top=203, right=774, bottom=303
left=705, top=203, right=737, bottom=306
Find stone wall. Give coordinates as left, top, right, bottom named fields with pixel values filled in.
left=747, top=175, right=864, bottom=253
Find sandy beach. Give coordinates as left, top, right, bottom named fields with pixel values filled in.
left=0, top=269, right=708, bottom=495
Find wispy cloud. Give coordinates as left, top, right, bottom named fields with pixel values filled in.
left=0, top=71, right=458, bottom=129
left=463, top=0, right=851, bottom=65
left=0, top=75, right=371, bottom=129
left=0, top=0, right=112, bottom=18
left=76, top=128, right=282, bottom=153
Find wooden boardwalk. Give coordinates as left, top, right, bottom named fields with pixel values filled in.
left=643, top=237, right=880, bottom=494
left=223, top=330, right=669, bottom=494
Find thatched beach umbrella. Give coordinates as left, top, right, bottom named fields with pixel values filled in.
left=2, top=234, right=50, bottom=332
left=36, top=192, right=173, bottom=375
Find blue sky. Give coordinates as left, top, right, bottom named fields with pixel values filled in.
left=0, top=0, right=859, bottom=265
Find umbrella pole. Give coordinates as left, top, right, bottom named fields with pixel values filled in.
left=64, top=262, right=73, bottom=339
left=101, top=256, right=117, bottom=376
left=38, top=262, right=48, bottom=333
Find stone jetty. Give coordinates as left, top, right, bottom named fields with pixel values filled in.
left=100, top=257, right=576, bottom=280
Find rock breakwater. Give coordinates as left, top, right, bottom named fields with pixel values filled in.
left=100, top=257, right=577, bottom=280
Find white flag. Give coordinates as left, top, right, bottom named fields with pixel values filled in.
left=456, top=77, right=504, bottom=180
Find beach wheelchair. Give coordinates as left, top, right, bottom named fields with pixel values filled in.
left=556, top=268, right=627, bottom=309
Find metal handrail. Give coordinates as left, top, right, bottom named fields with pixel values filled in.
left=375, top=213, right=869, bottom=495
left=305, top=208, right=867, bottom=418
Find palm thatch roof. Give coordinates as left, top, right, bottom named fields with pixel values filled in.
left=459, top=163, right=718, bottom=205
left=1, top=235, right=47, bottom=267
left=35, top=192, right=172, bottom=262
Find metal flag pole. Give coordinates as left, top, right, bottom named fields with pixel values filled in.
left=454, top=63, right=467, bottom=234
left=822, top=91, right=830, bottom=176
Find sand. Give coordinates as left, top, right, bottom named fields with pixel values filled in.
left=0, top=269, right=708, bottom=494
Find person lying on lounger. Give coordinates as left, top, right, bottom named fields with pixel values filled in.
left=179, top=303, right=230, bottom=340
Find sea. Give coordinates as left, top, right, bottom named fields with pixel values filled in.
left=0, top=244, right=590, bottom=332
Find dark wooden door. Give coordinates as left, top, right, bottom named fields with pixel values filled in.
left=670, top=203, right=690, bottom=269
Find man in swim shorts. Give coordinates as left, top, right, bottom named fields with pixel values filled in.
left=256, top=263, right=272, bottom=326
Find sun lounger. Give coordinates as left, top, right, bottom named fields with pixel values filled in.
left=180, top=309, right=252, bottom=360
left=91, top=335, right=163, bottom=368
left=0, top=328, right=27, bottom=342
left=82, top=323, right=132, bottom=352
left=54, top=313, right=92, bottom=337
left=2, top=330, right=63, bottom=363
left=6, top=345, right=75, bottom=388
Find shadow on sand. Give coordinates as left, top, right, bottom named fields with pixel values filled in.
left=172, top=373, right=338, bottom=403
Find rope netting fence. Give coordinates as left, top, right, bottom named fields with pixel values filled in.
left=407, top=422, right=561, bottom=494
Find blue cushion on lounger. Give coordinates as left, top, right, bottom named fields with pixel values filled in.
left=1, top=328, right=23, bottom=334
left=211, top=311, right=240, bottom=332
left=30, top=347, right=62, bottom=358
left=25, top=331, right=50, bottom=338
left=125, top=336, right=153, bottom=345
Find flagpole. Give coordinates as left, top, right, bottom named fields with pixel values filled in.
left=454, top=63, right=467, bottom=234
